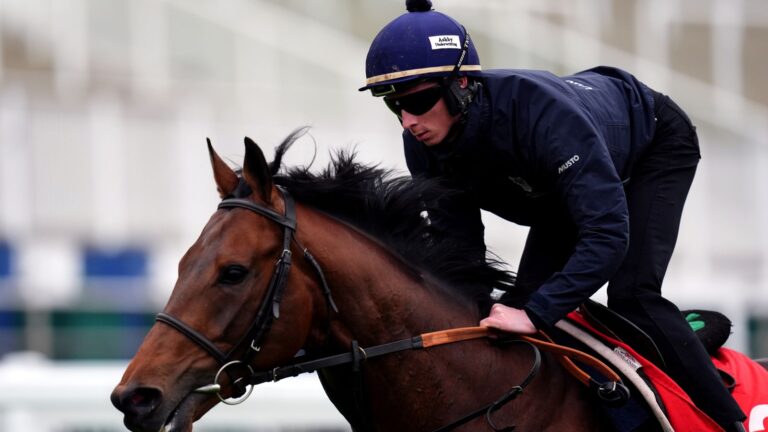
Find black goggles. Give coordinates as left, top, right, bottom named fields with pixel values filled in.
left=383, top=86, right=444, bottom=117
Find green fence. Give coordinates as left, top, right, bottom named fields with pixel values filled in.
left=1, top=309, right=155, bottom=360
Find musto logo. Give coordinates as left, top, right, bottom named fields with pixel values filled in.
left=750, top=404, right=768, bottom=432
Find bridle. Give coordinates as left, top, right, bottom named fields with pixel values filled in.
left=155, top=186, right=338, bottom=404
left=153, top=185, right=627, bottom=430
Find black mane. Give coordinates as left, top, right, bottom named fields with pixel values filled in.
left=266, top=128, right=516, bottom=303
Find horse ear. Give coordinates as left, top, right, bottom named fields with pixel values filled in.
left=243, top=136, right=273, bottom=203
left=207, top=138, right=239, bottom=198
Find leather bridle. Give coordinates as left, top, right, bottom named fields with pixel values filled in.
left=155, top=186, right=338, bottom=404
left=152, top=185, right=627, bottom=430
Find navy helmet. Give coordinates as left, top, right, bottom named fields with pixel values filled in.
left=359, top=0, right=481, bottom=96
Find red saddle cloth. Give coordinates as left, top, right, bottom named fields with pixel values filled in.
left=568, top=311, right=768, bottom=432
left=712, top=348, right=768, bottom=432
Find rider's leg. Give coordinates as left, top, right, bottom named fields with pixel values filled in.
left=607, top=93, right=746, bottom=431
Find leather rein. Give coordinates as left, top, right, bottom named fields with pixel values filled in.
left=154, top=187, right=626, bottom=431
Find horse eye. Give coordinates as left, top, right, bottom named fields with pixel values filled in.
left=218, top=265, right=249, bottom=285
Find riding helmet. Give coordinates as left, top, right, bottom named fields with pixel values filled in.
left=359, top=0, right=481, bottom=96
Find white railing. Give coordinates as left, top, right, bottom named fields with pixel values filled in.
left=0, top=353, right=350, bottom=432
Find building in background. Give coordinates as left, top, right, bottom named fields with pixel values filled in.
left=0, top=0, right=767, bottom=356
left=0, top=0, right=766, bottom=425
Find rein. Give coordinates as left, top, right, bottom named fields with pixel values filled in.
left=155, top=188, right=627, bottom=430
left=248, top=326, right=622, bottom=431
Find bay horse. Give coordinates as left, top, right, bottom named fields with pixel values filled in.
left=110, top=130, right=764, bottom=432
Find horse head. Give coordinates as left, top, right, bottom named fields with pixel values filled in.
left=111, top=135, right=330, bottom=432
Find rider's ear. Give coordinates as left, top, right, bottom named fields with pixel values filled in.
left=207, top=138, right=239, bottom=198
left=243, top=136, right=274, bottom=203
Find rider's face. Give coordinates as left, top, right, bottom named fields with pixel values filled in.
left=385, top=80, right=463, bottom=146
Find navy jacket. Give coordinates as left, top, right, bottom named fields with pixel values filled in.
left=404, top=66, right=657, bottom=328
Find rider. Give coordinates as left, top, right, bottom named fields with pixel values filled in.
left=359, top=1, right=747, bottom=431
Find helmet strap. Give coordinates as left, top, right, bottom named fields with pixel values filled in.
left=441, top=26, right=476, bottom=116
left=448, top=26, right=471, bottom=80
left=442, top=79, right=478, bottom=116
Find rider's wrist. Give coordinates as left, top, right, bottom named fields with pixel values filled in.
left=523, top=306, right=547, bottom=331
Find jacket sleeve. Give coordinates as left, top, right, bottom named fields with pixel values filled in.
left=403, top=133, right=487, bottom=263
left=516, top=86, right=630, bottom=328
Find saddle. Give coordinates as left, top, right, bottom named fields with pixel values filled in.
left=557, top=301, right=738, bottom=432
left=578, top=300, right=666, bottom=369
left=577, top=299, right=734, bottom=368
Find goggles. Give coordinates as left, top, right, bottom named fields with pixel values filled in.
left=383, top=86, right=444, bottom=117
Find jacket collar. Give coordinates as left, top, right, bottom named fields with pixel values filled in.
left=429, top=83, right=489, bottom=162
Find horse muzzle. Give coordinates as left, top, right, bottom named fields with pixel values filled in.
left=111, top=383, right=168, bottom=431
left=111, top=383, right=204, bottom=432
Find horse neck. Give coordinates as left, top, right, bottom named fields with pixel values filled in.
left=294, top=206, right=600, bottom=431
left=297, top=206, right=479, bottom=347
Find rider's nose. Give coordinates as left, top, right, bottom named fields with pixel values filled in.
left=401, top=110, right=418, bottom=129
left=111, top=384, right=164, bottom=418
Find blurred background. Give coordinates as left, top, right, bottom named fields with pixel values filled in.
left=0, top=0, right=766, bottom=430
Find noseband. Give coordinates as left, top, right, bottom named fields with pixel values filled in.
left=155, top=186, right=337, bottom=403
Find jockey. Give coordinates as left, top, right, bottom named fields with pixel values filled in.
left=359, top=1, right=747, bottom=431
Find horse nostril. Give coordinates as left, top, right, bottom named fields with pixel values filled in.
left=113, top=385, right=164, bottom=417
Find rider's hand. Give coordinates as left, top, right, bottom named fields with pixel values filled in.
left=480, top=304, right=538, bottom=334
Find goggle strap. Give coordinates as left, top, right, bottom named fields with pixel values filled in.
left=372, top=85, right=397, bottom=97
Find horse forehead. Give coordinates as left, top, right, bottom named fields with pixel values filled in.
left=197, top=208, right=282, bottom=251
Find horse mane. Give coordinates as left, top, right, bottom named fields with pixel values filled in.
left=259, top=128, right=517, bottom=304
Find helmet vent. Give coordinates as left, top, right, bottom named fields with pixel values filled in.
left=406, top=0, right=433, bottom=12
